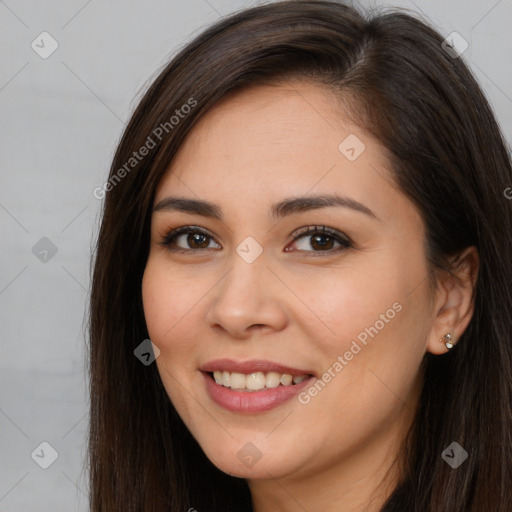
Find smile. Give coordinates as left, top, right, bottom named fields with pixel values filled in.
left=212, top=370, right=309, bottom=391
left=199, top=359, right=316, bottom=413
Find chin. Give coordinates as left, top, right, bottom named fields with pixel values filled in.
left=191, top=431, right=309, bottom=481
left=204, top=447, right=294, bottom=480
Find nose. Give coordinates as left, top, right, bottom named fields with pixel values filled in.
left=205, top=251, right=288, bottom=340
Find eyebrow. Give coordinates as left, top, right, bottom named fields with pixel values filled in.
left=153, top=193, right=378, bottom=221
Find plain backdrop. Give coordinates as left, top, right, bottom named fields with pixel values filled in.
left=1, top=0, right=511, bottom=510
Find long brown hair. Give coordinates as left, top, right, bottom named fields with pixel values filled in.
left=88, top=1, right=512, bottom=510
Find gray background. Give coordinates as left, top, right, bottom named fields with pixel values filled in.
left=1, top=0, right=511, bottom=510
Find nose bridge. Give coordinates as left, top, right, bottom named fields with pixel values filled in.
left=218, top=232, right=268, bottom=298
left=206, top=243, right=287, bottom=336
left=217, top=245, right=269, bottom=313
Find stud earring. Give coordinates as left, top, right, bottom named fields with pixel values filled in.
left=441, top=332, right=454, bottom=349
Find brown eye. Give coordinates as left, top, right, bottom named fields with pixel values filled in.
left=184, top=232, right=210, bottom=249
left=160, top=224, right=351, bottom=255
left=287, top=226, right=352, bottom=254
left=160, top=227, right=220, bottom=252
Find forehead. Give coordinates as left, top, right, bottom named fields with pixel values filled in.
left=153, top=81, right=404, bottom=224
left=174, top=80, right=351, bottom=166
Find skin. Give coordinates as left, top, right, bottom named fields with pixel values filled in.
left=142, top=80, right=478, bottom=512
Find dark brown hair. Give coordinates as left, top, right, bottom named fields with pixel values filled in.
left=88, top=1, right=512, bottom=510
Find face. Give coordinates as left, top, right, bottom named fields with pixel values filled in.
left=142, top=81, right=435, bottom=484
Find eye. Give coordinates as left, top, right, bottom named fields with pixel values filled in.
left=159, top=226, right=220, bottom=253
left=158, top=225, right=352, bottom=254
left=286, top=225, right=352, bottom=254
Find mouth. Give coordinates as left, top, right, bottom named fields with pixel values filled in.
left=199, top=359, right=316, bottom=413
left=206, top=370, right=312, bottom=391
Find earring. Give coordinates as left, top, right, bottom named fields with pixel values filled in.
left=441, top=332, right=454, bottom=349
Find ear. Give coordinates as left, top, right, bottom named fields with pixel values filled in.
left=426, top=246, right=479, bottom=355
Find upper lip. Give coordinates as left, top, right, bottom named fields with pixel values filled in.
left=199, top=358, right=314, bottom=377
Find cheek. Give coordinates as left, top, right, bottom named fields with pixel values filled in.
left=298, top=298, right=427, bottom=463
left=306, top=249, right=431, bottom=403
left=314, top=284, right=430, bottom=422
left=292, top=261, right=406, bottom=356
left=142, top=260, right=202, bottom=352
left=141, top=261, right=202, bottom=413
left=141, top=265, right=170, bottom=346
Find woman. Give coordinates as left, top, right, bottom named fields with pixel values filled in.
left=88, top=1, right=512, bottom=510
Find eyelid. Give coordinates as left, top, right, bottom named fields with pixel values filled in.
left=290, top=225, right=351, bottom=244
left=159, top=225, right=218, bottom=250
left=286, top=225, right=352, bottom=254
left=158, top=224, right=352, bottom=254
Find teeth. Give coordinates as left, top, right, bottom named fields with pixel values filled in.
left=246, top=372, right=266, bottom=390
left=211, top=370, right=309, bottom=391
left=265, top=371, right=281, bottom=388
left=280, top=374, right=293, bottom=386
left=230, top=372, right=246, bottom=389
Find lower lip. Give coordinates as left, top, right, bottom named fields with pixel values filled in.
left=202, top=372, right=314, bottom=413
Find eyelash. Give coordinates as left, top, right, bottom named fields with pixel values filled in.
left=159, top=225, right=352, bottom=255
